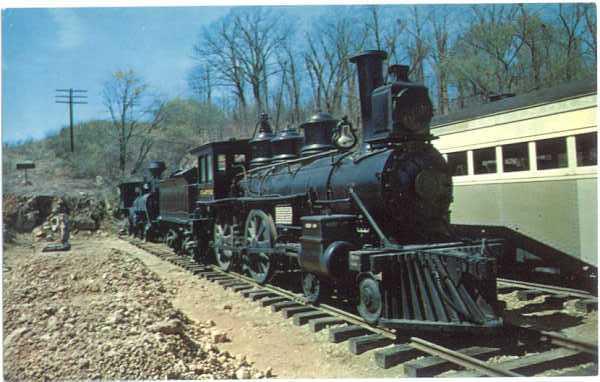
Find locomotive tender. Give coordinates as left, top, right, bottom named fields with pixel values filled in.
left=121, top=50, right=505, bottom=333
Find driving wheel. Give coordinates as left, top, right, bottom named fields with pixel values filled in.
left=214, top=222, right=234, bottom=271
left=244, top=209, right=276, bottom=284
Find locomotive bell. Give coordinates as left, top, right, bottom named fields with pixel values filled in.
left=249, top=113, right=275, bottom=168
left=299, top=112, right=337, bottom=156
left=271, top=126, right=303, bottom=162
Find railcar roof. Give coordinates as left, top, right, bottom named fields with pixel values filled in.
left=188, top=137, right=250, bottom=156
left=431, top=77, right=597, bottom=128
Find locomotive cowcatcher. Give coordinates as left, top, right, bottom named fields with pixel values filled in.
left=120, top=50, right=505, bottom=333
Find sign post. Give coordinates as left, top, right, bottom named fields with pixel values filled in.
left=16, top=162, right=35, bottom=185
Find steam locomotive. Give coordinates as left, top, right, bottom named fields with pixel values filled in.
left=119, top=50, right=505, bottom=333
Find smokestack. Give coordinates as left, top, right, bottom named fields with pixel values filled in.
left=349, top=50, right=387, bottom=142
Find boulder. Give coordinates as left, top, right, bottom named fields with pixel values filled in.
left=148, top=319, right=184, bottom=335
left=235, top=367, right=252, bottom=380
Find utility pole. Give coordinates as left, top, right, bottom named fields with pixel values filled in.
left=55, top=88, right=88, bottom=152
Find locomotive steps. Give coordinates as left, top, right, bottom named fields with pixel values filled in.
left=125, top=238, right=598, bottom=377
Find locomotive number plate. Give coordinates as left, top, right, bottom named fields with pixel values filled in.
left=275, top=204, right=293, bottom=225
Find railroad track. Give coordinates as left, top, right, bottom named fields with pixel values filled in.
left=123, top=237, right=598, bottom=377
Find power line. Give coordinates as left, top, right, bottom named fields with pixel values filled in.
left=55, top=88, right=88, bottom=152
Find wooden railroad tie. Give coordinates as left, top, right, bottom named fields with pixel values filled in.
left=241, top=289, right=263, bottom=298
left=215, top=278, right=237, bottom=286
left=403, top=346, right=503, bottom=377
left=205, top=273, right=229, bottom=281
left=516, top=290, right=546, bottom=301
left=222, top=282, right=249, bottom=290
left=207, top=275, right=233, bottom=282
left=374, top=344, right=424, bottom=369
left=192, top=269, right=213, bottom=276
left=292, top=311, right=330, bottom=326
left=328, top=325, right=371, bottom=343
left=259, top=296, right=289, bottom=307
left=309, top=317, right=347, bottom=333
left=248, top=291, right=278, bottom=301
left=270, top=301, right=301, bottom=312
left=188, top=266, right=210, bottom=272
left=230, top=284, right=253, bottom=292
left=348, top=334, right=394, bottom=355
left=281, top=306, right=315, bottom=319
left=197, top=271, right=222, bottom=279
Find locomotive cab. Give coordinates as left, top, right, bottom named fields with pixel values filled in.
left=189, top=138, right=251, bottom=201
left=117, top=180, right=143, bottom=217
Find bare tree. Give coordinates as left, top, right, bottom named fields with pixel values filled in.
left=557, top=4, right=586, bottom=81
left=428, top=8, right=451, bottom=114
left=364, top=5, right=407, bottom=79
left=282, top=42, right=302, bottom=124
left=193, top=16, right=247, bottom=119
left=103, top=69, right=165, bottom=177
left=304, top=9, right=365, bottom=117
left=582, top=5, right=597, bottom=60
left=233, top=7, right=287, bottom=114
left=405, top=6, right=430, bottom=82
left=187, top=64, right=212, bottom=104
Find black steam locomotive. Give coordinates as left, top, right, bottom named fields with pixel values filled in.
left=119, top=50, right=505, bottom=332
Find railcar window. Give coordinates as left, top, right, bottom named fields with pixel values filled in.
left=576, top=132, right=597, bottom=167
left=199, top=156, right=206, bottom=183
left=473, top=147, right=497, bottom=174
left=502, top=143, right=529, bottom=172
left=217, top=154, right=227, bottom=171
left=206, top=155, right=213, bottom=181
left=446, top=152, right=468, bottom=176
left=536, top=137, right=567, bottom=170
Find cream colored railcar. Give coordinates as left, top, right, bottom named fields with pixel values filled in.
left=431, top=79, right=597, bottom=267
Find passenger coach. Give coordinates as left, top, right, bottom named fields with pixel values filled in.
left=431, top=79, right=597, bottom=287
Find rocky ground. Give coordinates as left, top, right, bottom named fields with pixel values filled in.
left=2, top=235, right=267, bottom=381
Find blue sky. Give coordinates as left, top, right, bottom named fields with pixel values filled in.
left=2, top=6, right=235, bottom=143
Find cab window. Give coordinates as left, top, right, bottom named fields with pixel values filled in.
left=199, top=156, right=206, bottom=182
left=206, top=155, right=213, bottom=181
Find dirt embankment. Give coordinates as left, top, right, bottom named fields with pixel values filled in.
left=3, top=193, right=114, bottom=246
left=2, top=238, right=269, bottom=381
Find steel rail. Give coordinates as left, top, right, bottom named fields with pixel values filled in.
left=497, top=277, right=595, bottom=299
left=408, top=337, right=523, bottom=377
left=541, top=331, right=598, bottom=356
